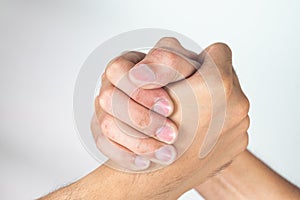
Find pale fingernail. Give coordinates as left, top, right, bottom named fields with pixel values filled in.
left=153, top=99, right=171, bottom=116
left=155, top=145, right=177, bottom=164
left=156, top=125, right=177, bottom=144
left=129, top=64, right=156, bottom=85
left=134, top=156, right=150, bottom=169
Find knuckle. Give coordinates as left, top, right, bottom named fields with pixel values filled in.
left=99, top=87, right=113, bottom=102
left=134, top=138, right=158, bottom=155
left=242, top=96, right=250, bottom=114
left=90, top=116, right=100, bottom=140
left=233, top=132, right=249, bottom=155
left=98, top=87, right=114, bottom=110
left=223, top=75, right=233, bottom=97
left=106, top=56, right=127, bottom=80
left=240, top=115, right=250, bottom=133
left=149, top=47, right=179, bottom=64
left=131, top=87, right=143, bottom=102
left=240, top=132, right=249, bottom=150
left=134, top=140, right=148, bottom=154
left=135, top=112, right=150, bottom=128
left=157, top=37, right=181, bottom=46
left=122, top=51, right=145, bottom=63
left=99, top=114, right=114, bottom=138
left=101, top=73, right=106, bottom=82
left=209, top=42, right=232, bottom=58
left=231, top=93, right=250, bottom=119
left=237, top=96, right=250, bottom=118
left=147, top=48, right=188, bottom=77
left=128, top=100, right=151, bottom=128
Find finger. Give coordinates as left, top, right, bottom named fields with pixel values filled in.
left=105, top=51, right=174, bottom=116
left=197, top=42, right=234, bottom=97
left=91, top=114, right=151, bottom=171
left=223, top=84, right=250, bottom=132
left=202, top=127, right=248, bottom=171
left=217, top=115, right=250, bottom=158
left=188, top=43, right=234, bottom=158
left=128, top=37, right=201, bottom=89
left=96, top=82, right=178, bottom=144
left=97, top=111, right=177, bottom=165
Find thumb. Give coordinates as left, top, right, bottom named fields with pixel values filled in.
left=128, top=37, right=201, bottom=89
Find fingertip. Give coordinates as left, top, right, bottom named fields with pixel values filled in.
left=154, top=145, right=177, bottom=165
left=128, top=64, right=157, bottom=87
left=134, top=156, right=151, bottom=170
left=155, top=124, right=178, bottom=144
left=152, top=98, right=173, bottom=117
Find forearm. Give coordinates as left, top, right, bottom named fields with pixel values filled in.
left=39, top=163, right=191, bottom=200
left=39, top=165, right=145, bottom=200
left=196, top=150, right=300, bottom=199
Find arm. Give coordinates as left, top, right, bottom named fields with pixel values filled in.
left=41, top=41, right=250, bottom=200
left=40, top=165, right=140, bottom=200
left=40, top=164, right=187, bottom=200
left=196, top=150, right=300, bottom=200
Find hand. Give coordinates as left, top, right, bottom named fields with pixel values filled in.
left=92, top=38, right=249, bottom=188
left=41, top=38, right=299, bottom=200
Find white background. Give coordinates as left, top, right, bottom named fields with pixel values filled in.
left=0, top=1, right=299, bottom=199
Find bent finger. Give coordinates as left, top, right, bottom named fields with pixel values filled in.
left=105, top=51, right=174, bottom=116
left=97, top=112, right=177, bottom=165
left=91, top=114, right=151, bottom=171
left=96, top=83, right=178, bottom=144
left=128, top=37, right=201, bottom=89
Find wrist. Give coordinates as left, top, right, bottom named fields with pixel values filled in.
left=195, top=150, right=248, bottom=199
left=196, top=150, right=300, bottom=200
left=83, top=164, right=191, bottom=200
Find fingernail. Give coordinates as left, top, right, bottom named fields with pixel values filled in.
left=153, top=99, right=171, bottom=116
left=155, top=145, right=177, bottom=164
left=129, top=64, right=156, bottom=85
left=134, top=156, right=150, bottom=169
left=156, top=125, right=177, bottom=144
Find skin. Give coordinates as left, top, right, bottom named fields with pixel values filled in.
left=94, top=38, right=249, bottom=171
left=196, top=150, right=300, bottom=200
left=40, top=38, right=300, bottom=199
left=93, top=37, right=300, bottom=198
